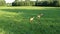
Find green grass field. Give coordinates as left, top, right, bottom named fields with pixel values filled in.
left=0, top=7, right=60, bottom=34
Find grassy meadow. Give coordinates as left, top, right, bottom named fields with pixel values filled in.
left=0, top=7, right=60, bottom=34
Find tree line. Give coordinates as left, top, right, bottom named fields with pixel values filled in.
left=12, top=0, right=60, bottom=7
left=0, top=0, right=60, bottom=7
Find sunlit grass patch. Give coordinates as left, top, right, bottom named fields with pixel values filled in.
left=0, top=10, right=17, bottom=16
left=0, top=6, right=57, bottom=10
left=0, top=10, right=24, bottom=23
left=0, top=28, right=6, bottom=34
left=0, top=10, right=24, bottom=17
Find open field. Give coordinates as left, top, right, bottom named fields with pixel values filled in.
left=0, top=7, right=60, bottom=34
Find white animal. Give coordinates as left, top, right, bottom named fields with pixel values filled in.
left=37, top=15, right=41, bottom=19
left=37, top=13, right=43, bottom=19
left=30, top=17, right=34, bottom=22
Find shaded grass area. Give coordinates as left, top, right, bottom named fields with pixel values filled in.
left=0, top=7, right=60, bottom=34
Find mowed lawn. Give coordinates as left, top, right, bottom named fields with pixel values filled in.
left=0, top=7, right=60, bottom=34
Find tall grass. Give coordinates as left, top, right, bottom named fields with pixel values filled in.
left=0, top=7, right=60, bottom=34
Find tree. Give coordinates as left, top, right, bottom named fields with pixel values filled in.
left=25, top=0, right=30, bottom=6
left=0, top=0, right=6, bottom=6
left=58, top=0, right=60, bottom=6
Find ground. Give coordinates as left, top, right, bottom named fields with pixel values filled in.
left=0, top=7, right=60, bottom=34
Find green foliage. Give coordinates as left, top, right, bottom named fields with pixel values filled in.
left=0, top=0, right=6, bottom=6
left=12, top=0, right=60, bottom=7
left=12, top=1, right=35, bottom=6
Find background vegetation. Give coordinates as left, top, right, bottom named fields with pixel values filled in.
left=0, top=0, right=60, bottom=7
left=12, top=0, right=60, bottom=7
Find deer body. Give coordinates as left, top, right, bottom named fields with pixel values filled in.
left=30, top=17, right=34, bottom=22
left=37, top=13, right=43, bottom=19
left=37, top=15, right=41, bottom=19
